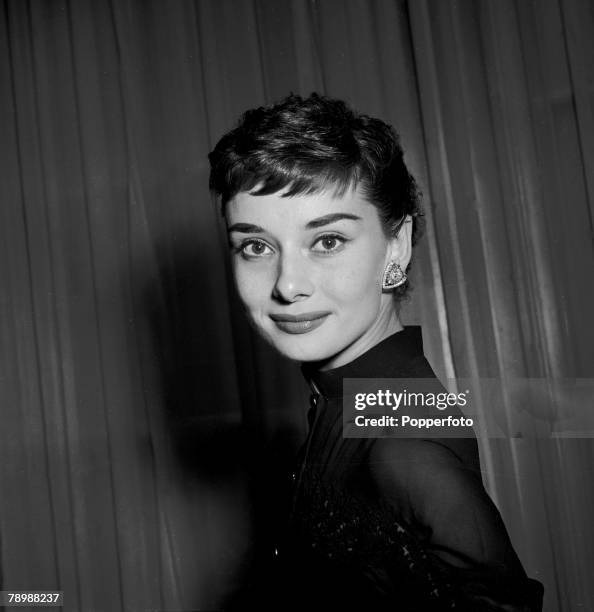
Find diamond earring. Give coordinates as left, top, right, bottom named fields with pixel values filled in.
left=382, top=261, right=407, bottom=290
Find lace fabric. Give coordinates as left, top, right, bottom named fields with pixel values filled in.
left=284, top=473, right=457, bottom=610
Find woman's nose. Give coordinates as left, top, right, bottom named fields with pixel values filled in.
left=272, top=252, right=314, bottom=303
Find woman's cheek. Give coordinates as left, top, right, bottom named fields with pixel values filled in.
left=235, top=264, right=276, bottom=316
left=233, top=264, right=260, bottom=308
left=332, top=252, right=383, bottom=300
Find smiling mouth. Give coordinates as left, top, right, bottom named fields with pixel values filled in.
left=269, top=312, right=331, bottom=335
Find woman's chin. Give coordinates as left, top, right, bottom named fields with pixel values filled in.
left=265, top=333, right=337, bottom=363
left=274, top=344, right=332, bottom=363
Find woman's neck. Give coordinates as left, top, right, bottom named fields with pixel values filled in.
left=315, top=304, right=403, bottom=372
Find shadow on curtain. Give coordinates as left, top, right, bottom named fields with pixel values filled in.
left=0, top=1, right=592, bottom=610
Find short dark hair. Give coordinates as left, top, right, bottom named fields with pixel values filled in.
left=208, top=93, right=424, bottom=298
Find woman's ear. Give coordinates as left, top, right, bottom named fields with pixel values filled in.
left=387, top=215, right=413, bottom=269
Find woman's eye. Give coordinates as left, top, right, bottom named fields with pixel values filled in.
left=239, top=240, right=273, bottom=258
left=312, top=234, right=347, bottom=253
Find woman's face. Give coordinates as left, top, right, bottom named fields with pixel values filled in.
left=226, top=186, right=410, bottom=368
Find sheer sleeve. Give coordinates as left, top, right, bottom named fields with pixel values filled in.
left=369, top=437, right=544, bottom=611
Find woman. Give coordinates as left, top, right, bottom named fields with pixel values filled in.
left=208, top=93, right=544, bottom=610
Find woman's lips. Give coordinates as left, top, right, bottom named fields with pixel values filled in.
left=269, top=311, right=331, bottom=335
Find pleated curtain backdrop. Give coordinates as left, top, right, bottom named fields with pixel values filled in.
left=1, top=1, right=593, bottom=611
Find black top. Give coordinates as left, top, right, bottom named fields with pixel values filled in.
left=232, top=327, right=544, bottom=610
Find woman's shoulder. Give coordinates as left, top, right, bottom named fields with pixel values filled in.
left=366, top=435, right=483, bottom=527
left=369, top=435, right=481, bottom=480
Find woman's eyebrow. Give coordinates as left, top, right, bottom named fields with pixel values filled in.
left=305, top=213, right=362, bottom=229
left=227, top=222, right=266, bottom=234
left=228, top=213, right=362, bottom=234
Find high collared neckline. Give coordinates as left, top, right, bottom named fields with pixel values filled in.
left=301, top=326, right=426, bottom=399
